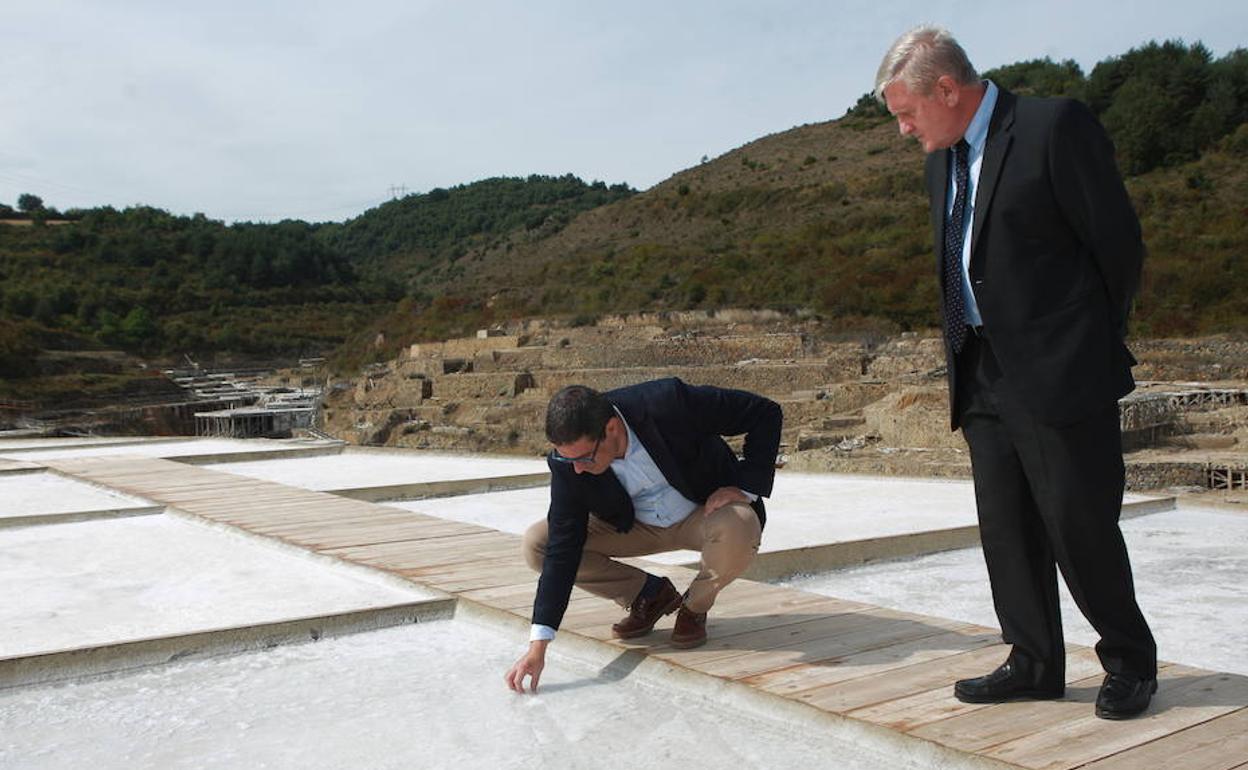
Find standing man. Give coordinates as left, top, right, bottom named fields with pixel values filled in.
left=875, top=26, right=1157, bottom=719
left=505, top=378, right=781, bottom=693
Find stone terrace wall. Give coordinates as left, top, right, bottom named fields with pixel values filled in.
left=323, top=319, right=1246, bottom=487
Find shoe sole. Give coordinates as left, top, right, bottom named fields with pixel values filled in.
left=1095, top=705, right=1150, bottom=720
left=954, top=689, right=1064, bottom=704
left=668, top=634, right=707, bottom=649
left=610, top=593, right=683, bottom=639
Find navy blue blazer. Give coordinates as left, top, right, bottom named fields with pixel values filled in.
left=531, top=377, right=782, bottom=629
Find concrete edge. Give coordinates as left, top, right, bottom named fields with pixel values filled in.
left=329, top=471, right=552, bottom=502
left=738, top=526, right=983, bottom=582
left=0, top=437, right=190, bottom=457
left=0, top=599, right=456, bottom=691
left=340, top=446, right=542, bottom=460
left=1175, top=495, right=1248, bottom=515
left=452, top=598, right=1018, bottom=770
left=0, top=505, right=166, bottom=530
left=1121, top=496, right=1179, bottom=519
left=174, top=444, right=346, bottom=465
left=1, top=441, right=343, bottom=469
left=0, top=464, right=46, bottom=475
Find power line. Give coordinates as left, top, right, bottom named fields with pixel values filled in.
left=241, top=196, right=392, bottom=222
left=0, top=169, right=102, bottom=199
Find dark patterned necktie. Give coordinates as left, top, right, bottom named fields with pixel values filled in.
left=944, top=139, right=971, bottom=353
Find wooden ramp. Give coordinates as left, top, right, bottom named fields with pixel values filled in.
left=47, top=456, right=1248, bottom=770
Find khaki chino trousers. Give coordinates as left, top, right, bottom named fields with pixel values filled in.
left=523, top=502, right=762, bottom=614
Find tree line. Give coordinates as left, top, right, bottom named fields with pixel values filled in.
left=0, top=175, right=634, bottom=376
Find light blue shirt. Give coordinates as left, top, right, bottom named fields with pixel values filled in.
left=946, top=80, right=999, bottom=327
left=610, top=410, right=700, bottom=527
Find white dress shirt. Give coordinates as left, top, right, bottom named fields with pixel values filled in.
left=609, top=410, right=700, bottom=527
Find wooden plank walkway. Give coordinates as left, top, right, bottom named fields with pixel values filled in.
left=46, top=455, right=1248, bottom=770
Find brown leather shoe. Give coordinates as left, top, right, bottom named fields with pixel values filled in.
left=611, top=577, right=682, bottom=639
left=669, top=605, right=708, bottom=649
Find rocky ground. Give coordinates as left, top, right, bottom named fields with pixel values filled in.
left=318, top=311, right=1248, bottom=502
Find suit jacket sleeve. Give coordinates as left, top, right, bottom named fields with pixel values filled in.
left=531, top=456, right=589, bottom=630
left=1048, top=99, right=1144, bottom=336
left=679, top=380, right=783, bottom=497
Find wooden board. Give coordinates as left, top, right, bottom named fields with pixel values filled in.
left=847, top=647, right=1106, bottom=732
left=1079, top=706, right=1248, bottom=770
left=741, top=625, right=1001, bottom=698
left=986, top=669, right=1248, bottom=770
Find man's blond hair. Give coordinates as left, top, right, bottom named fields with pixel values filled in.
left=874, top=25, right=979, bottom=101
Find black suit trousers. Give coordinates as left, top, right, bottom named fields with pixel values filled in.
left=956, top=332, right=1157, bottom=681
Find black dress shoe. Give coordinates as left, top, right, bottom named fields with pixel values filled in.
left=1095, top=673, right=1157, bottom=719
left=954, top=658, right=1064, bottom=704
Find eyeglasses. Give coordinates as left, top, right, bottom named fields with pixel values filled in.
left=549, top=436, right=603, bottom=465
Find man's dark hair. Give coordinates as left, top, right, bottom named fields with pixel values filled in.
left=545, top=385, right=614, bottom=445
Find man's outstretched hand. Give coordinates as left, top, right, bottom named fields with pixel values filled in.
left=505, top=640, right=549, bottom=694
left=704, top=485, right=748, bottom=514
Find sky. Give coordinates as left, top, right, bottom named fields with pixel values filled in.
left=2, top=0, right=1244, bottom=223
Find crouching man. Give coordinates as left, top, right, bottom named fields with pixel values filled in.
left=505, top=378, right=781, bottom=693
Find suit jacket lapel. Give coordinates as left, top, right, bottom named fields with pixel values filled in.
left=590, top=466, right=631, bottom=515
left=970, top=89, right=1016, bottom=269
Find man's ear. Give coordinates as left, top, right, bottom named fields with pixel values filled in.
left=935, top=75, right=960, bottom=107
left=605, top=414, right=623, bottom=437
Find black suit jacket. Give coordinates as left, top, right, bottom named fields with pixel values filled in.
left=925, top=88, right=1143, bottom=429
left=531, top=377, right=782, bottom=629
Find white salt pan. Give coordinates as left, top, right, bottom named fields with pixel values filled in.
left=781, top=506, right=1248, bottom=676
left=0, top=514, right=434, bottom=659
left=0, top=620, right=936, bottom=770
left=0, top=472, right=153, bottom=519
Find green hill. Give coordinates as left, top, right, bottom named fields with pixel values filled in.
left=343, top=42, right=1248, bottom=366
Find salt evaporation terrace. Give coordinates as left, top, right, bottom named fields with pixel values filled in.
left=386, top=473, right=1164, bottom=576
left=2, top=436, right=1245, bottom=769
left=1, top=513, right=436, bottom=661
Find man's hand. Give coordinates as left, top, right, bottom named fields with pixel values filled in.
left=505, top=640, right=549, bottom=693
left=704, top=486, right=748, bottom=514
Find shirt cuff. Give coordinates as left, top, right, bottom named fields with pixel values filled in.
left=529, top=624, right=556, bottom=642
left=741, top=490, right=759, bottom=503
